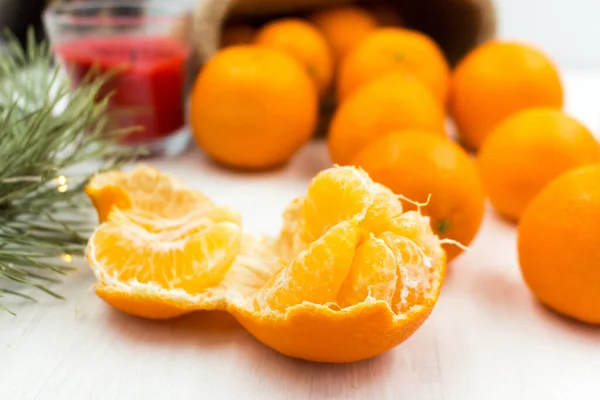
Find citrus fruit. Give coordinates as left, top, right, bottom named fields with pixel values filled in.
left=230, top=166, right=446, bottom=363
left=85, top=168, right=281, bottom=319
left=518, top=164, right=600, bottom=324
left=354, top=131, right=485, bottom=261
left=328, top=72, right=446, bottom=165
left=254, top=18, right=333, bottom=96
left=86, top=165, right=445, bottom=362
left=338, top=28, right=450, bottom=103
left=190, top=46, right=318, bottom=169
left=450, top=41, right=563, bottom=151
left=307, top=5, right=378, bottom=65
left=86, top=165, right=219, bottom=223
left=220, top=22, right=256, bottom=48
left=478, top=108, right=600, bottom=221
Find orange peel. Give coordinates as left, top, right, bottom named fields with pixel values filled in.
left=85, top=165, right=446, bottom=362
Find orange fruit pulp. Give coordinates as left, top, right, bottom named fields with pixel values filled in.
left=230, top=166, right=446, bottom=363
left=86, top=165, right=446, bottom=363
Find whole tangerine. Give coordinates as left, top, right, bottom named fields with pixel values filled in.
left=328, top=72, right=446, bottom=165
left=338, top=28, right=450, bottom=103
left=354, top=131, right=485, bottom=261
left=190, top=46, right=318, bottom=170
left=450, top=41, right=563, bottom=151
left=307, top=5, right=378, bottom=66
left=255, top=18, right=334, bottom=96
left=518, top=164, right=600, bottom=324
left=478, top=108, right=600, bottom=221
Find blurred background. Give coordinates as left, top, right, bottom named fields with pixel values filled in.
left=0, top=0, right=598, bottom=69
left=496, top=0, right=598, bottom=69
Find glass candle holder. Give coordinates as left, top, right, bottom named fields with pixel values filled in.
left=44, top=0, right=193, bottom=157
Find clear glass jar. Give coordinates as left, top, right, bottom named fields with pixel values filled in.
left=44, top=0, right=193, bottom=157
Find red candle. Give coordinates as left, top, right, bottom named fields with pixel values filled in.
left=55, top=36, right=189, bottom=144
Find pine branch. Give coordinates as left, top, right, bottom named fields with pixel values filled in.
left=0, top=30, right=136, bottom=314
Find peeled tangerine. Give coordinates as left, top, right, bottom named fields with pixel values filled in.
left=85, top=165, right=446, bottom=363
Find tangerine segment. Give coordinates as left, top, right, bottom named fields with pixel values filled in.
left=279, top=167, right=403, bottom=262
left=388, top=211, right=440, bottom=260
left=230, top=249, right=446, bottom=363
left=86, top=165, right=213, bottom=222
left=337, top=234, right=397, bottom=308
left=381, top=233, right=432, bottom=313
left=108, top=206, right=241, bottom=240
left=87, top=221, right=242, bottom=294
left=362, top=183, right=404, bottom=234
left=254, top=219, right=362, bottom=313
left=303, top=167, right=373, bottom=240
left=92, top=232, right=283, bottom=320
left=276, top=197, right=309, bottom=263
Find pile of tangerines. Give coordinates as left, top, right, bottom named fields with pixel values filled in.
left=84, top=5, right=600, bottom=364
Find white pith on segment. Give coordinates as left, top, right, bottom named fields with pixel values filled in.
left=86, top=165, right=444, bottom=316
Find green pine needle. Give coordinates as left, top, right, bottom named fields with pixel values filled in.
left=0, top=30, right=136, bottom=314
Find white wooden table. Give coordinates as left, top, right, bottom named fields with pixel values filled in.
left=2, top=71, right=600, bottom=400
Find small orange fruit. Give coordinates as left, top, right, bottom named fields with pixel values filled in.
left=478, top=108, right=600, bottom=221
left=450, top=41, right=563, bottom=151
left=354, top=131, right=485, bottom=261
left=190, top=46, right=318, bottom=169
left=307, top=5, right=378, bottom=65
left=231, top=166, right=446, bottom=363
left=338, top=28, right=450, bottom=103
left=220, top=22, right=256, bottom=47
left=328, top=72, right=446, bottom=165
left=85, top=167, right=281, bottom=320
left=255, top=18, right=333, bottom=96
left=518, top=164, right=600, bottom=324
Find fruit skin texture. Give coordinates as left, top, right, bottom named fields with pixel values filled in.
left=477, top=108, right=600, bottom=222
left=518, top=164, right=600, bottom=324
left=450, top=41, right=563, bottom=151
left=230, top=278, right=443, bottom=363
left=338, top=28, right=450, bottom=103
left=328, top=72, right=446, bottom=165
left=307, top=6, right=378, bottom=65
left=354, top=131, right=485, bottom=261
left=255, top=18, right=333, bottom=96
left=96, top=286, right=196, bottom=320
left=190, top=46, right=318, bottom=170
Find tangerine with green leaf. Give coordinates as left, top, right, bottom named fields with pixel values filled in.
left=354, top=131, right=485, bottom=261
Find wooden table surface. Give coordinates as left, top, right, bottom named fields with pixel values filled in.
left=2, top=72, right=600, bottom=400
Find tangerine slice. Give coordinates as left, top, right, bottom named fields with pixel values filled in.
left=303, top=166, right=373, bottom=240
left=254, top=219, right=361, bottom=313
left=88, top=220, right=241, bottom=293
left=85, top=168, right=277, bottom=320
left=336, top=233, right=397, bottom=308
left=86, top=165, right=213, bottom=222
left=279, top=167, right=403, bottom=261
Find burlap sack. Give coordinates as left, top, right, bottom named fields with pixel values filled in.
left=191, top=0, right=496, bottom=66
